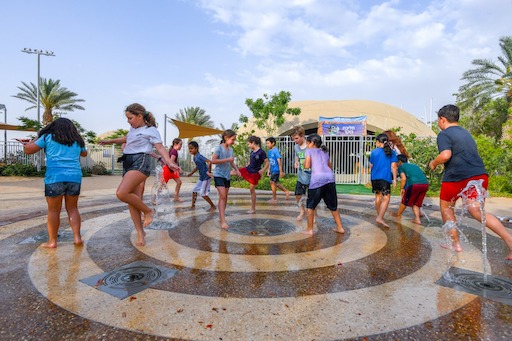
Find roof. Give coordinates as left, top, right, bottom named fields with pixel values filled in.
left=241, top=99, right=435, bottom=137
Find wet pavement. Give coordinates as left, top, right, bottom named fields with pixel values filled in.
left=1, top=175, right=511, bottom=340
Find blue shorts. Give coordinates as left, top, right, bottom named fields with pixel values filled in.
left=214, top=176, right=231, bottom=188
left=45, top=182, right=81, bottom=197
left=122, top=153, right=152, bottom=177
left=294, top=181, right=309, bottom=196
left=270, top=172, right=280, bottom=183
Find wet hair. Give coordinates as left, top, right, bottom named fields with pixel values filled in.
left=188, top=141, right=199, bottom=149
left=383, top=130, right=410, bottom=158
left=247, top=135, right=261, bottom=146
left=172, top=138, right=182, bottom=146
left=38, top=117, right=85, bottom=148
left=376, top=133, right=392, bottom=156
left=437, top=104, right=460, bottom=123
left=125, top=103, right=157, bottom=127
left=220, top=129, right=237, bottom=144
left=266, top=137, right=276, bottom=145
left=306, top=133, right=328, bottom=153
left=289, top=125, right=305, bottom=137
left=397, top=154, right=408, bottom=163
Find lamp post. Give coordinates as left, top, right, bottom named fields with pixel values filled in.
left=21, top=48, right=55, bottom=127
left=21, top=48, right=55, bottom=171
left=164, top=114, right=169, bottom=147
left=0, top=104, right=6, bottom=161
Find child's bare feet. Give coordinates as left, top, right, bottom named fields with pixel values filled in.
left=207, top=206, right=216, bottom=213
left=190, top=205, right=196, bottom=209
left=506, top=250, right=512, bottom=260
left=174, top=197, right=184, bottom=202
left=285, top=191, right=290, bottom=200
left=136, top=230, right=146, bottom=246
left=267, top=199, right=277, bottom=204
left=247, top=209, right=256, bottom=214
left=41, top=242, right=57, bottom=248
left=143, top=209, right=155, bottom=227
left=441, top=242, right=463, bottom=252
left=333, top=227, right=345, bottom=234
left=296, top=212, right=304, bottom=221
left=411, top=219, right=422, bottom=225
left=301, top=229, right=314, bottom=236
left=390, top=212, right=401, bottom=218
left=74, top=238, right=84, bottom=246
left=220, top=221, right=229, bottom=229
left=376, top=218, right=390, bottom=228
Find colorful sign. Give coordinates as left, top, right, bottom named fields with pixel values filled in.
left=318, top=116, right=367, bottom=136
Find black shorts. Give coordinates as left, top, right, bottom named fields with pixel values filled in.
left=294, top=181, right=309, bottom=196
left=45, top=182, right=81, bottom=197
left=123, top=153, right=152, bottom=177
left=269, top=173, right=280, bottom=183
left=214, top=176, right=231, bottom=188
left=307, top=182, right=338, bottom=211
left=371, top=179, right=391, bottom=195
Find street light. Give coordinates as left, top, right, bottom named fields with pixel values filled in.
left=21, top=48, right=55, bottom=171
left=21, top=48, right=55, bottom=127
left=164, top=114, right=170, bottom=147
left=0, top=104, right=6, bottom=161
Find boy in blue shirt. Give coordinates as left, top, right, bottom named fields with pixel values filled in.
left=187, top=141, right=216, bottom=212
left=265, top=137, right=290, bottom=203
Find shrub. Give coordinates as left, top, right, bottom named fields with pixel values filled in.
left=231, top=173, right=297, bottom=191
left=91, top=161, right=111, bottom=175
left=0, top=163, right=43, bottom=177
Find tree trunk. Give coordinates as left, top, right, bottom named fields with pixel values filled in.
left=42, top=109, right=53, bottom=126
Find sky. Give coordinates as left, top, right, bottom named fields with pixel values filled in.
left=1, top=0, right=511, bottom=144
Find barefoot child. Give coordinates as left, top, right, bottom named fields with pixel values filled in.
left=266, top=137, right=290, bottom=203
left=211, top=129, right=241, bottom=229
left=23, top=118, right=88, bottom=248
left=369, top=133, right=398, bottom=228
left=290, top=126, right=311, bottom=221
left=187, top=141, right=216, bottom=212
left=429, top=104, right=512, bottom=259
left=303, top=134, right=344, bottom=235
left=391, top=154, right=429, bottom=225
left=99, top=103, right=180, bottom=246
left=239, top=136, right=269, bottom=214
left=163, top=138, right=184, bottom=202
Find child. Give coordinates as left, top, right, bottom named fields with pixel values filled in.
left=162, top=138, right=184, bottom=202
left=391, top=154, right=429, bottom=225
left=99, top=103, right=180, bottom=246
left=266, top=137, right=290, bottom=203
left=369, top=133, right=398, bottom=228
left=290, top=126, right=311, bottom=221
left=303, top=134, right=344, bottom=235
left=211, top=129, right=241, bottom=229
left=23, top=118, right=88, bottom=248
left=239, top=135, right=269, bottom=214
left=383, top=130, right=410, bottom=158
left=429, top=104, right=512, bottom=259
left=187, top=141, right=216, bottom=212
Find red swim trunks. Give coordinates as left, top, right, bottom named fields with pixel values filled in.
left=163, top=165, right=180, bottom=183
left=440, top=174, right=488, bottom=202
left=239, top=167, right=261, bottom=185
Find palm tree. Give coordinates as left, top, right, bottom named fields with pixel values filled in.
left=13, top=78, right=85, bottom=125
left=173, top=106, right=214, bottom=127
left=458, top=36, right=512, bottom=108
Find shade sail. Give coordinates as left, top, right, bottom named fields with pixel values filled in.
left=171, top=119, right=223, bottom=139
left=0, top=124, right=36, bottom=132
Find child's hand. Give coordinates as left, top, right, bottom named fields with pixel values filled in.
left=294, top=161, right=299, bottom=169
left=206, top=171, right=213, bottom=178
left=280, top=171, right=285, bottom=178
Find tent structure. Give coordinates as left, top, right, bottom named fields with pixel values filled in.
left=171, top=119, right=223, bottom=139
left=0, top=123, right=36, bottom=132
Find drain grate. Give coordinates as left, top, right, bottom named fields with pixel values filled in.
left=80, top=260, right=178, bottom=299
left=19, top=230, right=76, bottom=244
left=228, top=218, right=297, bottom=236
left=436, top=267, right=512, bottom=306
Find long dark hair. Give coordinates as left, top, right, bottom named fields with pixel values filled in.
left=376, top=133, right=392, bottom=156
left=220, top=129, right=236, bottom=144
left=306, top=133, right=328, bottom=153
left=38, top=118, right=85, bottom=147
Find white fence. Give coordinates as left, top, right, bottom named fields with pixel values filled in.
left=1, top=136, right=376, bottom=184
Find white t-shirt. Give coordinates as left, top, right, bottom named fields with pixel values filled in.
left=123, top=126, right=162, bottom=154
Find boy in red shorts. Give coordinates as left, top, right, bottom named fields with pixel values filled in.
left=391, top=154, right=429, bottom=225
left=429, top=104, right=512, bottom=259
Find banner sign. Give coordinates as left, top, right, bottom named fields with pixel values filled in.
left=318, top=116, right=367, bottom=136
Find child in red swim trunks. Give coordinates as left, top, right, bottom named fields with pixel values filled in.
left=239, top=135, right=269, bottom=214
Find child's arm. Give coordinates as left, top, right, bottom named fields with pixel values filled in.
left=155, top=143, right=181, bottom=172
left=429, top=150, right=451, bottom=170
left=230, top=159, right=241, bottom=176
left=391, top=162, right=398, bottom=188
left=328, top=158, right=333, bottom=170
left=303, top=154, right=311, bottom=169
left=206, top=158, right=213, bottom=177
left=399, top=172, right=407, bottom=196
left=98, top=136, right=127, bottom=145
left=211, top=154, right=234, bottom=164
left=259, top=159, right=270, bottom=175
left=277, top=157, right=285, bottom=177
left=188, top=167, right=197, bottom=177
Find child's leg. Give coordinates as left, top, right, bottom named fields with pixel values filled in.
left=202, top=195, right=216, bottom=212
left=276, top=183, right=290, bottom=199
left=269, top=181, right=277, bottom=202
left=43, top=195, right=63, bottom=248
left=376, top=194, right=390, bottom=227
left=331, top=209, right=345, bottom=233
left=217, top=186, right=229, bottom=228
left=439, top=199, right=462, bottom=252
left=116, top=171, right=154, bottom=229
left=305, top=208, right=315, bottom=234
left=391, top=204, right=407, bottom=218
left=191, top=192, right=198, bottom=208
left=64, top=194, right=83, bottom=245
left=128, top=182, right=147, bottom=246
left=248, top=184, right=257, bottom=213
left=411, top=205, right=422, bottom=224
left=173, top=178, right=183, bottom=202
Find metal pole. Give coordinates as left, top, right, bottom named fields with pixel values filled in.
left=164, top=114, right=167, bottom=147
left=3, top=106, right=6, bottom=161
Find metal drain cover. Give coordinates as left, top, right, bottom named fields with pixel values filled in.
left=436, top=267, right=512, bottom=306
left=80, top=261, right=177, bottom=299
left=228, top=218, right=297, bottom=236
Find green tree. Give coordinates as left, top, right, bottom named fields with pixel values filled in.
left=457, top=36, right=512, bottom=109
left=103, top=129, right=129, bottom=139
left=13, top=78, right=85, bottom=125
left=459, top=97, right=509, bottom=140
left=240, top=90, right=301, bottom=136
left=173, top=106, right=214, bottom=127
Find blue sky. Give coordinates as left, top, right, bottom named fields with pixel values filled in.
left=1, top=0, right=511, bottom=144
